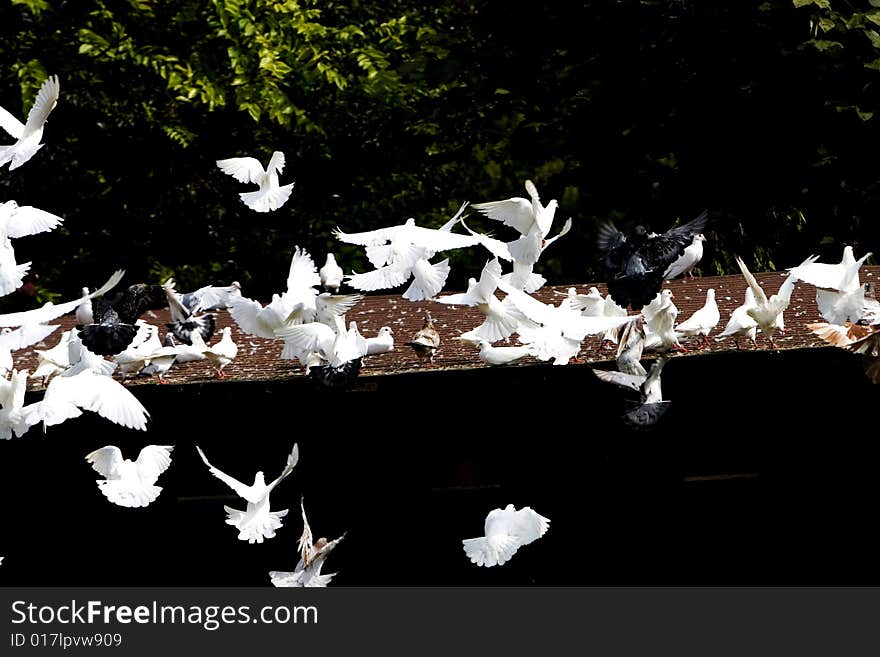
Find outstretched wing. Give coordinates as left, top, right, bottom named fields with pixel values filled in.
left=85, top=445, right=124, bottom=478
left=136, top=445, right=174, bottom=484
left=216, top=157, right=265, bottom=184
left=22, top=75, right=59, bottom=138
left=195, top=445, right=254, bottom=499
left=267, top=443, right=300, bottom=492
left=596, top=220, right=626, bottom=254
left=3, top=202, right=64, bottom=239
left=640, top=210, right=709, bottom=270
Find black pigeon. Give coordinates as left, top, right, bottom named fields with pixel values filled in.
left=77, top=283, right=167, bottom=355
left=162, top=278, right=217, bottom=345
left=597, top=210, right=709, bottom=310
left=308, top=358, right=363, bottom=389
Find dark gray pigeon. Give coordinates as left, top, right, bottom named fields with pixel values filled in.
left=597, top=210, right=708, bottom=310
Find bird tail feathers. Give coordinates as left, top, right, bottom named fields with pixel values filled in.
left=98, top=481, right=162, bottom=508
left=240, top=183, right=294, bottom=213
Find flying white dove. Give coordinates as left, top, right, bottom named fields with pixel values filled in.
left=85, top=445, right=174, bottom=508
left=216, top=151, right=294, bottom=212
left=269, top=498, right=346, bottom=587
left=664, top=233, right=706, bottom=280
left=674, top=288, right=720, bottom=348
left=436, top=259, right=520, bottom=342
left=463, top=504, right=550, bottom=567
left=196, top=443, right=299, bottom=544
left=471, top=180, right=571, bottom=266
left=335, top=203, right=479, bottom=300
left=787, top=246, right=874, bottom=325
left=0, top=369, right=38, bottom=440
left=0, top=74, right=60, bottom=170
left=0, top=322, right=59, bottom=375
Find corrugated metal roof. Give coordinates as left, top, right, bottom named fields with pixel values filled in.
left=13, top=266, right=879, bottom=390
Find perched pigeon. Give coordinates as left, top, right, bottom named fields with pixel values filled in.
left=467, top=339, right=535, bottom=366
left=463, top=504, right=550, bottom=567
left=319, top=253, right=344, bottom=293
left=365, top=326, right=394, bottom=356
left=85, top=445, right=174, bottom=508
left=216, top=151, right=294, bottom=213
left=597, top=210, right=709, bottom=310
left=269, top=498, right=346, bottom=587
left=405, top=311, right=441, bottom=365
left=205, top=326, right=238, bottom=377
left=0, top=75, right=60, bottom=170
left=196, top=444, right=299, bottom=544
left=664, top=233, right=706, bottom=280
left=674, top=288, right=720, bottom=348
left=642, top=289, right=683, bottom=352
left=715, top=288, right=759, bottom=350
left=137, top=337, right=179, bottom=384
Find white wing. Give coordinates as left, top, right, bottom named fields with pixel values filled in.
left=0, top=269, right=125, bottom=328
left=266, top=443, right=300, bottom=492
left=286, top=247, right=321, bottom=294
left=267, top=151, right=285, bottom=175
left=459, top=218, right=513, bottom=262
left=21, top=75, right=59, bottom=138
left=85, top=445, right=124, bottom=478
left=3, top=203, right=64, bottom=239
left=345, top=264, right=411, bottom=291
left=216, top=156, right=266, bottom=184
left=195, top=446, right=255, bottom=500
left=135, top=445, right=174, bottom=484
left=0, top=103, right=25, bottom=140
left=274, top=322, right=335, bottom=355
left=734, top=256, right=768, bottom=306
left=228, top=296, right=277, bottom=338
left=593, top=368, right=645, bottom=392
left=471, top=196, right=535, bottom=236
left=510, top=507, right=551, bottom=545
left=0, top=323, right=59, bottom=352
left=43, top=371, right=149, bottom=431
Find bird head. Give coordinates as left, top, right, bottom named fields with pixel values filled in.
left=254, top=471, right=266, bottom=486
left=379, top=326, right=393, bottom=336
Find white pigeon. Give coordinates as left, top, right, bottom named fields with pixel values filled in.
left=463, top=504, right=550, bottom=567
left=714, top=287, right=759, bottom=350
left=674, top=288, right=720, bottom=348
left=0, top=269, right=125, bottom=329
left=735, top=255, right=814, bottom=348
left=319, top=253, right=344, bottom=293
left=196, top=444, right=299, bottom=544
left=138, top=338, right=179, bottom=383
left=335, top=203, right=479, bottom=299
left=0, top=237, right=29, bottom=298
left=601, top=293, right=630, bottom=346
left=365, top=326, right=394, bottom=356
left=616, top=315, right=647, bottom=376
left=169, top=331, right=207, bottom=363
left=205, top=326, right=238, bottom=377
left=467, top=339, right=535, bottom=366
left=436, top=259, right=520, bottom=342
left=269, top=499, right=346, bottom=587
left=0, top=322, right=59, bottom=375
left=471, top=180, right=570, bottom=266
left=230, top=248, right=361, bottom=358
left=0, top=75, right=60, bottom=170
left=0, top=369, right=37, bottom=440
left=115, top=323, right=160, bottom=379
left=177, top=281, right=241, bottom=314
left=21, top=368, right=149, bottom=432
left=85, top=445, right=174, bottom=508
left=29, top=329, right=72, bottom=384
left=75, top=287, right=93, bottom=325
left=275, top=314, right=367, bottom=371
left=216, top=151, right=294, bottom=212
left=787, top=245, right=871, bottom=293
left=664, top=233, right=706, bottom=280
left=0, top=200, right=64, bottom=296
left=642, top=289, right=683, bottom=352
left=65, top=331, right=117, bottom=377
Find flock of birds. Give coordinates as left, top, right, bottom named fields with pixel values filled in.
left=1, top=74, right=878, bottom=582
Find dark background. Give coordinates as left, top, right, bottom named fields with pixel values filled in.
left=2, top=347, right=878, bottom=586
